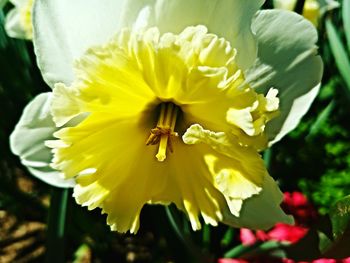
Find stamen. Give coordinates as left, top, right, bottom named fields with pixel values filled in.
left=157, top=103, right=166, bottom=126
left=146, top=103, right=179, bottom=162
left=156, top=134, right=169, bottom=162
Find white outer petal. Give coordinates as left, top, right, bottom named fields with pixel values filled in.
left=10, top=92, right=75, bottom=188
left=10, top=0, right=27, bottom=5
left=245, top=10, right=323, bottom=145
left=33, top=0, right=126, bottom=88
left=319, top=0, right=339, bottom=14
left=273, top=0, right=296, bottom=10
left=270, top=83, right=320, bottom=145
left=33, top=0, right=263, bottom=88
left=121, top=0, right=264, bottom=70
left=4, top=8, right=28, bottom=39
left=222, top=175, right=294, bottom=230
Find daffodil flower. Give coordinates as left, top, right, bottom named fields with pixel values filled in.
left=274, top=0, right=339, bottom=26
left=4, top=0, right=34, bottom=40
left=10, top=0, right=323, bottom=233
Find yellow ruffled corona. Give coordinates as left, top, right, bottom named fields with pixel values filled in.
left=47, top=26, right=282, bottom=233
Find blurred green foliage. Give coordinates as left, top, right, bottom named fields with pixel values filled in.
left=267, top=0, right=350, bottom=216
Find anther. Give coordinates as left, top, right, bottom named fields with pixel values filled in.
left=146, top=103, right=179, bottom=162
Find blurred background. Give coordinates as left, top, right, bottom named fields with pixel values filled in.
left=0, top=0, right=350, bottom=262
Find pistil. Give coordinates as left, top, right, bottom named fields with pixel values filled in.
left=146, top=103, right=179, bottom=162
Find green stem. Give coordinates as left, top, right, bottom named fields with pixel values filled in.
left=165, top=206, right=210, bottom=262
left=224, top=241, right=288, bottom=258
left=247, top=241, right=289, bottom=256
left=221, top=228, right=235, bottom=247
left=202, top=224, right=211, bottom=248
left=263, top=148, right=272, bottom=169
left=294, top=0, right=306, bottom=14
left=224, top=243, right=259, bottom=258
left=45, top=188, right=69, bottom=263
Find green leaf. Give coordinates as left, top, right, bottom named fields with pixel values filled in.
left=343, top=0, right=350, bottom=53
left=324, top=195, right=350, bottom=258
left=73, top=244, right=91, bottom=263
left=329, top=195, right=350, bottom=240
left=0, top=0, right=8, bottom=9
left=45, top=188, right=69, bottom=263
left=165, top=206, right=209, bottom=263
left=306, top=100, right=335, bottom=140
left=283, top=196, right=350, bottom=260
left=326, top=18, right=350, bottom=96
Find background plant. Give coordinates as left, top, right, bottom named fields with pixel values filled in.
left=0, top=0, right=349, bottom=262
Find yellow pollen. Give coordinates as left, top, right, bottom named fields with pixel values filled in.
left=146, top=103, right=179, bottom=162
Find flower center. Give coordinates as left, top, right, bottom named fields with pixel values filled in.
left=146, top=102, right=180, bottom=162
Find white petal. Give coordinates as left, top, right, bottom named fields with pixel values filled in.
left=270, top=83, right=320, bottom=144
left=273, top=0, right=296, bottom=10
left=33, top=0, right=264, bottom=88
left=245, top=10, right=323, bottom=145
left=33, top=0, right=126, bottom=88
left=121, top=0, right=264, bottom=69
left=4, top=8, right=28, bottom=39
left=10, top=93, right=75, bottom=188
left=223, top=175, right=294, bottom=230
left=319, top=0, right=340, bottom=14
left=10, top=0, right=27, bottom=5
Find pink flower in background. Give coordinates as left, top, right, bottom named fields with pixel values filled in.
left=218, top=192, right=350, bottom=263
left=219, top=258, right=350, bottom=263
left=266, top=223, right=308, bottom=243
left=281, top=192, right=317, bottom=225
left=218, top=259, right=282, bottom=263
left=283, top=258, right=350, bottom=263
left=240, top=192, right=313, bottom=245
left=240, top=223, right=308, bottom=245
left=218, top=259, right=249, bottom=263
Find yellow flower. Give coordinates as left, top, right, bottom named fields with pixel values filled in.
left=274, top=0, right=339, bottom=27
left=10, top=0, right=323, bottom=233
left=5, top=0, right=34, bottom=40
left=46, top=26, right=282, bottom=233
left=303, top=0, right=321, bottom=26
